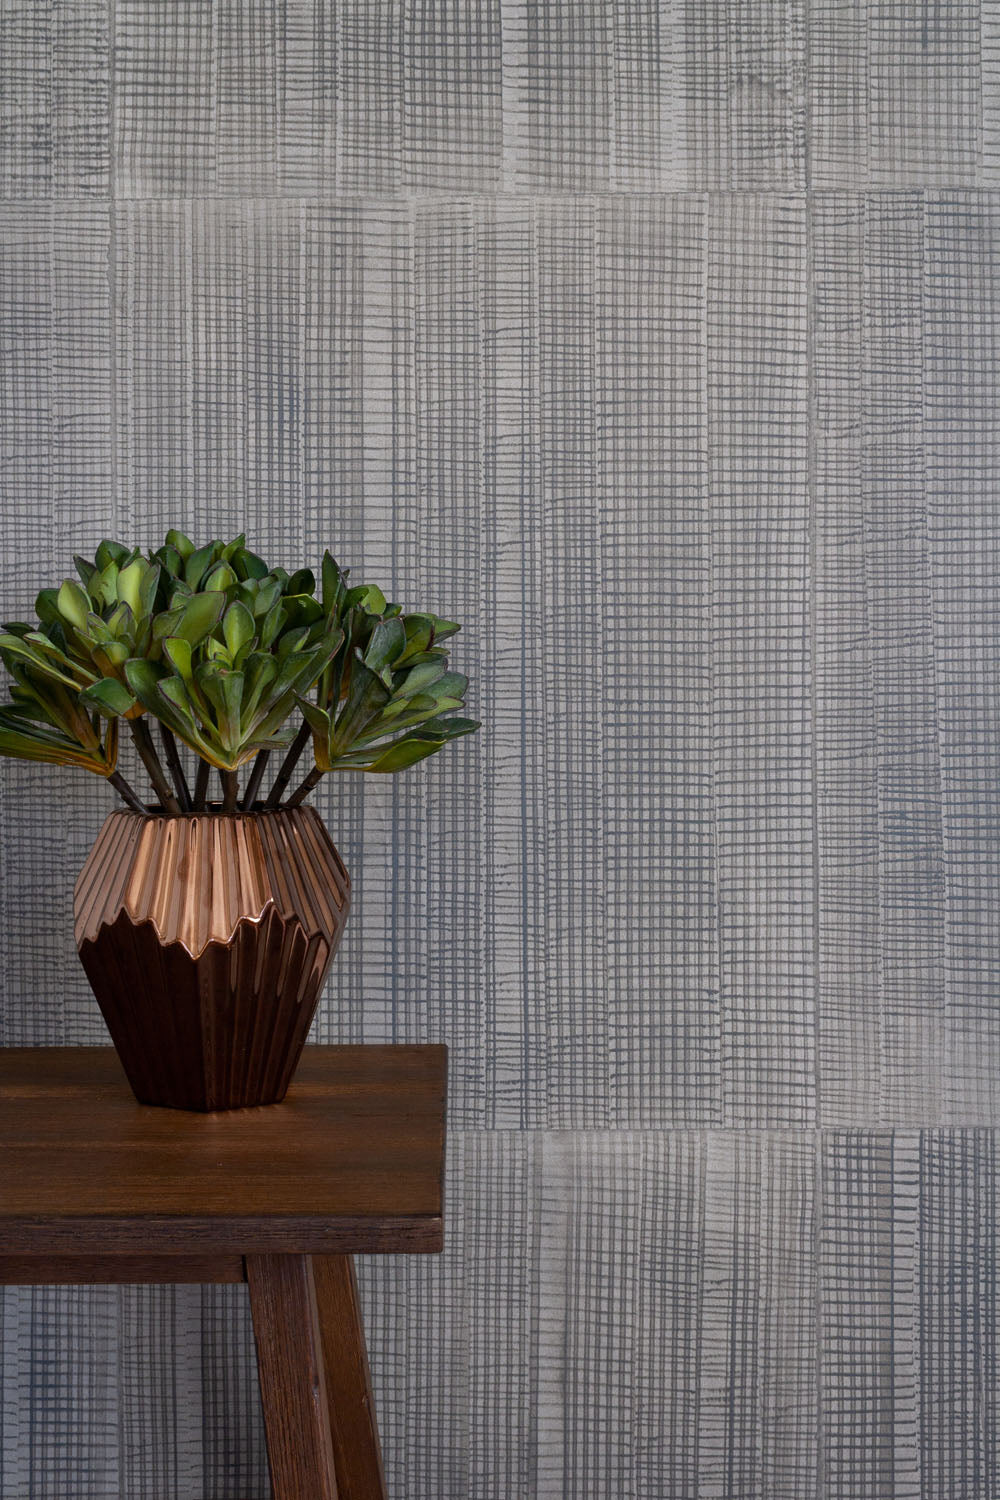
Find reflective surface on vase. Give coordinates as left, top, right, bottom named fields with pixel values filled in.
left=75, top=806, right=351, bottom=1111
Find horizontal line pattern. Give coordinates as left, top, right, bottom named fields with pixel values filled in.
left=119, top=1286, right=206, bottom=1498
left=0, top=1286, right=119, bottom=1498
left=111, top=0, right=811, bottom=196
left=813, top=191, right=949, bottom=1126
left=925, top=193, right=1000, bottom=1125
left=1, top=2, right=999, bottom=1496
left=600, top=194, right=717, bottom=1126
left=8, top=3, right=1000, bottom=198
left=820, top=1132, right=1000, bottom=1498
left=708, top=194, right=814, bottom=1128
left=0, top=201, right=114, bottom=1050
left=114, top=198, right=306, bottom=561
left=814, top=190, right=1000, bottom=1128
left=0, top=1, right=109, bottom=197
left=809, top=1, right=983, bottom=188
left=106, top=194, right=818, bottom=1132
left=0, top=183, right=997, bottom=1494
left=5, top=1131, right=992, bottom=1497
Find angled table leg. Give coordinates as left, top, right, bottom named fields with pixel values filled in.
left=247, top=1253, right=387, bottom=1500
left=246, top=1254, right=339, bottom=1500
left=312, top=1255, right=387, bottom=1500
left=0, top=1046, right=446, bottom=1500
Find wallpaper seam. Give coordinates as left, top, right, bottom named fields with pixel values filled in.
left=3, top=2, right=1000, bottom=1494
left=107, top=0, right=118, bottom=537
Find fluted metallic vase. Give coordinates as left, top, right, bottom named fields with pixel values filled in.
left=73, top=806, right=350, bottom=1111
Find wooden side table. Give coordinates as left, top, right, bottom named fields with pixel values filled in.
left=0, top=1044, right=447, bottom=1500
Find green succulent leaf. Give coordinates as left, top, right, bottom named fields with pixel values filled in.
left=0, top=706, right=116, bottom=774
left=0, top=533, right=479, bottom=796
left=321, top=552, right=349, bottom=620
left=331, top=656, right=392, bottom=752
left=35, top=588, right=62, bottom=627
left=393, top=614, right=433, bottom=665
left=7, top=681, right=57, bottom=724
left=234, top=546, right=269, bottom=581
left=296, top=697, right=332, bottom=739
left=104, top=601, right=134, bottom=639
left=92, top=640, right=130, bottom=676
left=163, top=636, right=194, bottom=681
left=156, top=675, right=203, bottom=735
left=56, top=580, right=90, bottom=632
left=286, top=568, right=315, bottom=596
left=95, top=539, right=130, bottom=572
left=377, top=691, right=435, bottom=725
left=340, top=583, right=382, bottom=619
left=223, top=601, right=255, bottom=659
left=90, top=561, right=122, bottom=609
left=0, top=633, right=89, bottom=690
left=276, top=625, right=309, bottom=661
left=357, top=738, right=445, bottom=773
left=355, top=689, right=461, bottom=743
left=165, top=529, right=194, bottom=560
left=363, top=617, right=406, bottom=674
left=79, top=677, right=135, bottom=719
left=258, top=600, right=287, bottom=650
left=252, top=579, right=283, bottom=618
left=202, top=560, right=238, bottom=593
left=140, top=560, right=161, bottom=616
left=126, top=660, right=213, bottom=759
left=392, top=659, right=447, bottom=699
left=422, top=714, right=480, bottom=739
left=73, top=556, right=97, bottom=589
left=115, top=559, right=146, bottom=615
left=246, top=634, right=342, bottom=739
left=240, top=653, right=279, bottom=723
left=123, top=657, right=165, bottom=706
left=344, top=718, right=479, bottom=774
left=171, top=589, right=226, bottom=645
left=153, top=543, right=183, bottom=579
left=281, top=593, right=324, bottom=629
left=196, top=665, right=244, bottom=751
left=184, top=541, right=220, bottom=589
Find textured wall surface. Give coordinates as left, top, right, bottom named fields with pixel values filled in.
left=1, top=2, right=999, bottom=1496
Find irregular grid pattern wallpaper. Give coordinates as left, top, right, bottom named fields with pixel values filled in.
left=1, top=2, right=999, bottom=1496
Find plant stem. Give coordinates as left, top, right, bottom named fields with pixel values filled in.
left=128, top=719, right=182, bottom=815
left=286, top=764, right=325, bottom=809
left=265, top=721, right=312, bottom=808
left=241, top=749, right=270, bottom=811
left=193, top=759, right=211, bottom=811
left=108, top=769, right=147, bottom=814
left=221, top=769, right=239, bottom=813
left=159, top=724, right=192, bottom=811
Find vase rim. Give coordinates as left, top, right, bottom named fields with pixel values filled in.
left=115, top=801, right=315, bottom=820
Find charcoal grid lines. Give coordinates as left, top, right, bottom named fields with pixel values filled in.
left=1, top=2, right=1000, bottom=1497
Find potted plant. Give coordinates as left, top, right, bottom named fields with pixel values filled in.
left=0, top=531, right=478, bottom=1110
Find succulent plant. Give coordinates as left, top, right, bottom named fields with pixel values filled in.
left=0, top=531, right=479, bottom=814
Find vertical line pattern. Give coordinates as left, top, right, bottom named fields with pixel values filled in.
left=707, top=194, right=814, bottom=1129
left=2, top=3, right=1000, bottom=1496
left=925, top=192, right=1000, bottom=1124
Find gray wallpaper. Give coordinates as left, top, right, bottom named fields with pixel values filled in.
left=1, top=3, right=998, bottom=1496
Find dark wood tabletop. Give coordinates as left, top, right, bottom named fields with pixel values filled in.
left=0, top=1045, right=447, bottom=1257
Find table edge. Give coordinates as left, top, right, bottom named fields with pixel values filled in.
left=0, top=1213, right=444, bottom=1255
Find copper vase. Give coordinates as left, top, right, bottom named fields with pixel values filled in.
left=73, top=806, right=350, bottom=1111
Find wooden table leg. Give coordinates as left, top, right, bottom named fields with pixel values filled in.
left=246, top=1254, right=339, bottom=1500
left=312, top=1255, right=388, bottom=1500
